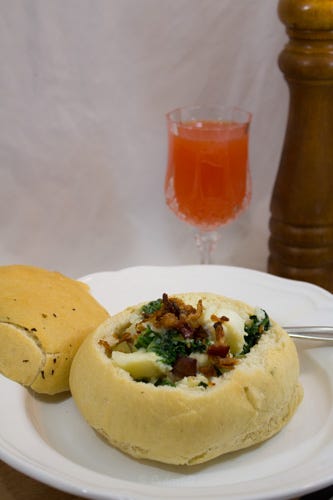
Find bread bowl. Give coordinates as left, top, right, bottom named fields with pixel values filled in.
left=0, top=265, right=109, bottom=394
left=69, top=292, right=303, bottom=465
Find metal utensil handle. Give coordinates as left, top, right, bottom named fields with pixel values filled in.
left=284, top=326, right=333, bottom=342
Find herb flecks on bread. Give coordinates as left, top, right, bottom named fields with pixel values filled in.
left=0, top=264, right=109, bottom=394
left=98, top=293, right=270, bottom=389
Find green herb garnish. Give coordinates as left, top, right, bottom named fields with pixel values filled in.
left=141, top=299, right=163, bottom=315
left=135, top=326, right=208, bottom=365
left=198, top=381, right=208, bottom=388
left=241, top=310, right=270, bottom=354
left=154, top=378, right=175, bottom=387
left=134, top=325, right=157, bottom=350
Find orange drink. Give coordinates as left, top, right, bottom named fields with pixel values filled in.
left=165, top=118, right=251, bottom=231
left=164, top=105, right=252, bottom=263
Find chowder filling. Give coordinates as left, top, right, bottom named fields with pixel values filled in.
left=99, top=294, right=270, bottom=389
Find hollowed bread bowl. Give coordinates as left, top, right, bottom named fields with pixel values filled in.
left=69, top=292, right=303, bottom=465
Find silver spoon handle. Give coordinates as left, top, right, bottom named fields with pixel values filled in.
left=284, top=326, right=333, bottom=342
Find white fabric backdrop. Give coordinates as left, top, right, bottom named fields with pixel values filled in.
left=0, top=0, right=288, bottom=279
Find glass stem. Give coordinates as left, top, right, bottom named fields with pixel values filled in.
left=195, top=230, right=220, bottom=264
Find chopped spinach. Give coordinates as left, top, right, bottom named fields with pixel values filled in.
left=134, top=326, right=208, bottom=366
left=241, top=310, right=270, bottom=354
left=150, top=330, right=187, bottom=365
left=154, top=378, right=175, bottom=387
left=134, top=325, right=157, bottom=350
left=141, top=299, right=163, bottom=315
left=188, top=338, right=207, bottom=354
left=198, top=381, right=208, bottom=388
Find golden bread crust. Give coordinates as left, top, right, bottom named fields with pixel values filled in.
left=0, top=265, right=109, bottom=394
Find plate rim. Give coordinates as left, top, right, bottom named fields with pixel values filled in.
left=1, top=264, right=333, bottom=500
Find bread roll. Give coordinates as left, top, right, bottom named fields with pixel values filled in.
left=70, top=292, right=303, bottom=465
left=0, top=265, right=109, bottom=394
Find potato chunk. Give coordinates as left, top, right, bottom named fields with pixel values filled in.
left=111, top=350, right=169, bottom=379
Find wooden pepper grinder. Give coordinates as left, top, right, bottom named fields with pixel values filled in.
left=268, top=0, right=333, bottom=293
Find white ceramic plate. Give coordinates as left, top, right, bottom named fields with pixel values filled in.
left=1, top=265, right=333, bottom=500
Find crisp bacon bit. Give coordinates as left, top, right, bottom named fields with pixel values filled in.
left=194, top=325, right=208, bottom=340
left=114, top=331, right=132, bottom=343
left=147, top=295, right=205, bottom=340
left=199, top=364, right=217, bottom=378
left=159, top=312, right=180, bottom=329
left=185, top=300, right=203, bottom=326
left=98, top=339, right=112, bottom=357
left=172, top=357, right=197, bottom=378
left=211, top=315, right=231, bottom=352
left=136, top=322, right=146, bottom=333
left=211, top=314, right=229, bottom=323
left=213, top=322, right=225, bottom=344
left=179, top=323, right=194, bottom=339
left=207, top=344, right=230, bottom=357
left=162, top=293, right=180, bottom=317
left=210, top=356, right=238, bottom=369
left=172, top=297, right=197, bottom=317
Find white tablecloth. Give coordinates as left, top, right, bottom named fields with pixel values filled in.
left=0, top=0, right=287, bottom=278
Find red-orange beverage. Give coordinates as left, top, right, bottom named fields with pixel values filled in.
left=165, top=120, right=251, bottom=230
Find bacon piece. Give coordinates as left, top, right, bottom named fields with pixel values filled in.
left=199, top=364, right=217, bottom=378
left=148, top=295, right=207, bottom=341
left=179, top=323, right=195, bottom=339
left=162, top=293, right=180, bottom=317
left=159, top=312, right=180, bottom=329
left=211, top=314, right=229, bottom=323
left=185, top=300, right=203, bottom=327
left=172, top=357, right=197, bottom=378
left=98, top=339, right=112, bottom=357
left=213, top=322, right=225, bottom=344
left=114, top=329, right=132, bottom=341
left=207, top=344, right=230, bottom=357
left=210, top=356, right=238, bottom=369
left=193, top=325, right=208, bottom=340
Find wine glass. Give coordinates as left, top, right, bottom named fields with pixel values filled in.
left=164, top=105, right=252, bottom=264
